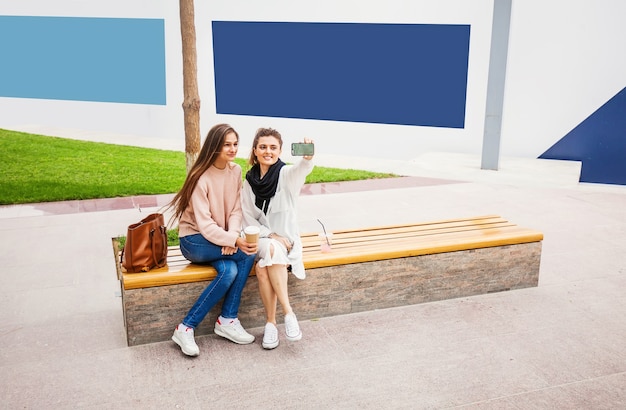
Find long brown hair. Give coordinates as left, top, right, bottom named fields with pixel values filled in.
left=167, top=123, right=239, bottom=223
left=247, top=127, right=283, bottom=166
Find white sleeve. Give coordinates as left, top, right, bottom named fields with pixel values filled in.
left=282, top=158, right=314, bottom=194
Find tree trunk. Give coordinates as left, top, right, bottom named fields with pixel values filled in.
left=179, top=0, right=200, bottom=172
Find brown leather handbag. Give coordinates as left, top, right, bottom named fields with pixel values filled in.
left=122, top=213, right=168, bottom=273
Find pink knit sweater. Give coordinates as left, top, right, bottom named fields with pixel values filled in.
left=178, top=162, right=243, bottom=247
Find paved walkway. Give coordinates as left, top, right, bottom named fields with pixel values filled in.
left=1, top=129, right=625, bottom=408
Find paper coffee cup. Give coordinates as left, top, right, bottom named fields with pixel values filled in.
left=244, top=226, right=260, bottom=243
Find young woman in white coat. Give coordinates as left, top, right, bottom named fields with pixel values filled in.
left=241, top=127, right=314, bottom=349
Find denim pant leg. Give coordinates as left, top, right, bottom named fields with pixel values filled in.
left=179, top=234, right=225, bottom=264
left=179, top=234, right=256, bottom=328
left=182, top=259, right=238, bottom=328
left=220, top=251, right=256, bottom=318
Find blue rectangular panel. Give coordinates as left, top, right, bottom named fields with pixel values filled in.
left=0, top=16, right=166, bottom=105
left=212, top=21, right=470, bottom=128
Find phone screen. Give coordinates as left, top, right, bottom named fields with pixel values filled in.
left=291, top=143, right=314, bottom=156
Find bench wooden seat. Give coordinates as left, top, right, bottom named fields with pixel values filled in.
left=299, top=215, right=542, bottom=268
left=116, top=215, right=543, bottom=346
left=121, top=215, right=542, bottom=289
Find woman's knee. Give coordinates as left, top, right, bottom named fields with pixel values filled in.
left=255, top=264, right=270, bottom=282
left=214, top=260, right=238, bottom=283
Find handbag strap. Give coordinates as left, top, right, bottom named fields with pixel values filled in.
left=150, top=225, right=168, bottom=269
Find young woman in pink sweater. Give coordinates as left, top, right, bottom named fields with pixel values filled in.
left=168, top=124, right=258, bottom=357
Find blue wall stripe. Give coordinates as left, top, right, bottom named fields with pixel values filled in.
left=0, top=16, right=166, bottom=105
left=212, top=21, right=470, bottom=128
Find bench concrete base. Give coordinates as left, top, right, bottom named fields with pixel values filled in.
left=122, top=241, right=541, bottom=346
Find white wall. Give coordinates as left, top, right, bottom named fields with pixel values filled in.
left=194, top=0, right=493, bottom=159
left=502, top=0, right=626, bottom=157
left=0, top=0, right=183, bottom=143
left=1, top=0, right=624, bottom=162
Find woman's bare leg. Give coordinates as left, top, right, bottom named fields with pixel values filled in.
left=256, top=264, right=278, bottom=324
left=266, top=263, right=293, bottom=316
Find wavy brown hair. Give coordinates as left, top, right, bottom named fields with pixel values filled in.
left=167, top=123, right=239, bottom=223
left=247, top=127, right=283, bottom=166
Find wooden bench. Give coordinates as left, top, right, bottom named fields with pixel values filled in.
left=115, top=215, right=543, bottom=346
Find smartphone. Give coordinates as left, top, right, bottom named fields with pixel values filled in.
left=291, top=142, right=314, bottom=156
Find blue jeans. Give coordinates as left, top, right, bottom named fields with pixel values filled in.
left=179, top=234, right=256, bottom=329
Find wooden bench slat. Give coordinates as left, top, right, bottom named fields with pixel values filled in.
left=300, top=221, right=517, bottom=248
left=299, top=214, right=505, bottom=239
left=300, top=216, right=510, bottom=245
left=302, top=225, right=542, bottom=255
left=122, top=264, right=221, bottom=290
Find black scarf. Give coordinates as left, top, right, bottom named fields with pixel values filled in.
left=245, top=159, right=286, bottom=214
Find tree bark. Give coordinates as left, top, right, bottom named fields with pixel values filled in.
left=179, top=0, right=200, bottom=172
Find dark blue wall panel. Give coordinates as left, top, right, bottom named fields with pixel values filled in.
left=0, top=16, right=166, bottom=105
left=212, top=21, right=470, bottom=128
left=540, top=87, right=626, bottom=185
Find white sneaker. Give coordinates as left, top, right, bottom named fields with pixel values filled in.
left=262, top=322, right=279, bottom=350
left=284, top=313, right=302, bottom=342
left=214, top=318, right=255, bottom=344
left=172, top=324, right=199, bottom=356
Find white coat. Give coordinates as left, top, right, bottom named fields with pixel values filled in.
left=241, top=158, right=314, bottom=279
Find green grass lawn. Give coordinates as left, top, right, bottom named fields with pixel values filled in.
left=0, top=128, right=396, bottom=205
